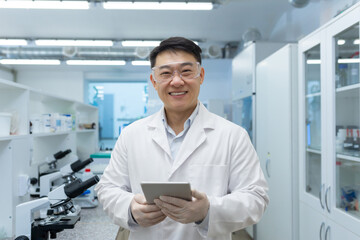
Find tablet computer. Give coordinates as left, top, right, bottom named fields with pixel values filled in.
left=140, top=182, right=192, bottom=204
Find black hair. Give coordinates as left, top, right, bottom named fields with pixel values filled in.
left=149, top=37, right=202, bottom=68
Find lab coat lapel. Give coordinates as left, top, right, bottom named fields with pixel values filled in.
left=170, top=103, right=214, bottom=175
left=147, top=110, right=172, bottom=158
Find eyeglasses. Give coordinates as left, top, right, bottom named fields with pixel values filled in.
left=151, top=61, right=201, bottom=83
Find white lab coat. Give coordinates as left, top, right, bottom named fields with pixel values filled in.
left=95, top=103, right=269, bottom=240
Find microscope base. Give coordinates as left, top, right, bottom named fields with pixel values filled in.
left=31, top=215, right=80, bottom=240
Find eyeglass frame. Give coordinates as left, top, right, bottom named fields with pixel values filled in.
left=151, top=61, right=202, bottom=83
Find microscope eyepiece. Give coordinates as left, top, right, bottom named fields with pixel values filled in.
left=70, top=158, right=94, bottom=173
left=53, top=149, right=72, bottom=160
left=64, top=176, right=99, bottom=199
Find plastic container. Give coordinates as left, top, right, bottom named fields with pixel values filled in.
left=0, top=112, right=12, bottom=136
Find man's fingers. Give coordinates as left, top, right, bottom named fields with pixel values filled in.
left=158, top=196, right=187, bottom=207
left=191, top=189, right=204, bottom=200
left=141, top=204, right=162, bottom=213
left=134, top=194, right=147, bottom=204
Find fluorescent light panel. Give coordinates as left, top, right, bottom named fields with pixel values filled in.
left=131, top=60, right=150, bottom=66
left=0, top=39, right=28, bottom=46
left=35, top=39, right=113, bottom=47
left=103, top=2, right=213, bottom=10
left=122, top=40, right=160, bottom=47
left=66, top=60, right=126, bottom=66
left=0, top=1, right=89, bottom=9
left=0, top=59, right=61, bottom=65
left=338, top=58, right=360, bottom=64
left=337, top=39, right=346, bottom=45
left=306, top=59, right=321, bottom=64
left=122, top=40, right=198, bottom=47
left=354, top=39, right=360, bottom=45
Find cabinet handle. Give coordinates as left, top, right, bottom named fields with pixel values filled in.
left=325, top=186, right=331, bottom=213
left=319, top=184, right=325, bottom=209
left=265, top=158, right=270, bottom=178
left=319, top=222, right=325, bottom=240
left=325, top=226, right=330, bottom=240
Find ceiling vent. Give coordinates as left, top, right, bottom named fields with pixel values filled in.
left=207, top=44, right=222, bottom=58
left=242, top=28, right=262, bottom=47
left=289, top=0, right=310, bottom=8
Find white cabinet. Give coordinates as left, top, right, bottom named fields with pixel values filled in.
left=300, top=202, right=360, bottom=240
left=255, top=44, right=299, bottom=240
left=232, top=41, right=284, bottom=144
left=232, top=41, right=284, bottom=238
left=299, top=2, right=360, bottom=239
left=0, top=78, right=98, bottom=238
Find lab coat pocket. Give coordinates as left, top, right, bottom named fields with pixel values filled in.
left=190, top=165, right=228, bottom=197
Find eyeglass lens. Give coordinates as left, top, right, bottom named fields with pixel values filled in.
left=153, top=62, right=200, bottom=82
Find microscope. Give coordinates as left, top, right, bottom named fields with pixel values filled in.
left=29, top=149, right=72, bottom=197
left=38, top=156, right=94, bottom=197
left=30, top=151, right=94, bottom=197
left=15, top=175, right=99, bottom=240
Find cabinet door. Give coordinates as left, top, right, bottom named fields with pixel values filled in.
left=0, top=140, right=13, bottom=238
left=327, top=218, right=360, bottom=240
left=299, top=31, right=327, bottom=213
left=255, top=45, right=297, bottom=240
left=326, top=6, right=360, bottom=236
left=232, top=44, right=254, bottom=100
left=299, top=202, right=326, bottom=240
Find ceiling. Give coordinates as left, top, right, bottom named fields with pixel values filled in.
left=0, top=0, right=298, bottom=70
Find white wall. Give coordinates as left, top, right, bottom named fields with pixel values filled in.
left=16, top=70, right=84, bottom=102
left=270, top=0, right=360, bottom=41
left=0, top=67, right=14, bottom=82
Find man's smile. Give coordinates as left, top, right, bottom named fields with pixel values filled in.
left=169, top=91, right=188, bottom=96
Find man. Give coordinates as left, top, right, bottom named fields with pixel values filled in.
left=95, top=37, right=268, bottom=240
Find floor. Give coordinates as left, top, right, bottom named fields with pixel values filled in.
left=56, top=205, right=252, bottom=240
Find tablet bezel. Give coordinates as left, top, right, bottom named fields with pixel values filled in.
left=140, top=182, right=192, bottom=204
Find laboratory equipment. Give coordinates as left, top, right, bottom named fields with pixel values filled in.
left=15, top=175, right=99, bottom=240
left=31, top=156, right=93, bottom=197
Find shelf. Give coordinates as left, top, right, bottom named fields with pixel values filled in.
left=306, top=147, right=321, bottom=154
left=76, top=129, right=96, bottom=133
left=31, top=131, right=73, bottom=138
left=339, top=208, right=360, bottom=220
left=336, top=153, right=360, bottom=162
left=336, top=83, right=360, bottom=93
left=305, top=92, right=321, bottom=98
left=0, top=135, right=27, bottom=141
left=336, top=83, right=360, bottom=99
left=0, top=78, right=28, bottom=91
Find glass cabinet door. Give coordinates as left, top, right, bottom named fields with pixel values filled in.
left=304, top=44, right=322, bottom=199
left=334, top=23, right=360, bottom=220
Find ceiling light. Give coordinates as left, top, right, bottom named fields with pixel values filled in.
left=338, top=58, right=360, bottom=64
left=0, top=1, right=89, bottom=9
left=0, top=39, right=28, bottom=46
left=306, top=59, right=321, bottom=64
left=122, top=41, right=161, bottom=47
left=131, top=60, right=150, bottom=66
left=35, top=39, right=113, bottom=47
left=354, top=39, right=360, bottom=45
left=66, top=60, right=126, bottom=66
left=103, top=2, right=213, bottom=10
left=337, top=39, right=346, bottom=45
left=0, top=59, right=61, bottom=65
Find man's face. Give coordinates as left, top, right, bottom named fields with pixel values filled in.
left=150, top=50, right=204, bottom=115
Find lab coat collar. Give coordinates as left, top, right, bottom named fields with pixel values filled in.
left=147, top=102, right=215, bottom=177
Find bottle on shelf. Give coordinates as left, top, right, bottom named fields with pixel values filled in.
left=354, top=129, right=360, bottom=151
left=343, top=128, right=354, bottom=150
left=338, top=63, right=348, bottom=88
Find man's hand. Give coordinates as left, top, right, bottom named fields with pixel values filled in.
left=130, top=194, right=166, bottom=227
left=153, top=189, right=210, bottom=224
